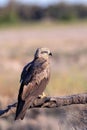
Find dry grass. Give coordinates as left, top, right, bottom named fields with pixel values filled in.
left=0, top=21, right=87, bottom=130
left=0, top=21, right=87, bottom=97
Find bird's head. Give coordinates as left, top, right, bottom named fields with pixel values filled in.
left=34, top=47, right=52, bottom=59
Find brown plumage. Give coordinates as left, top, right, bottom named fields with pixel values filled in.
left=15, top=48, right=52, bottom=120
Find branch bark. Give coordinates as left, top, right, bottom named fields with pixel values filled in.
left=0, top=93, right=87, bottom=118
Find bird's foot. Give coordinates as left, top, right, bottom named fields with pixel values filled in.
left=38, top=92, right=46, bottom=99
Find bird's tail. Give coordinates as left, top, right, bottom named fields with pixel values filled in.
left=15, top=83, right=26, bottom=120
left=15, top=97, right=25, bottom=120
left=15, top=97, right=35, bottom=120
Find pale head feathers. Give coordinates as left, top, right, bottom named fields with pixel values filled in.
left=34, top=47, right=52, bottom=59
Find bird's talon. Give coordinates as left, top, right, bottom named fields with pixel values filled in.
left=39, top=92, right=46, bottom=99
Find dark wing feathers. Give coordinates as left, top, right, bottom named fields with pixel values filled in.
left=15, top=58, right=49, bottom=120
left=20, top=58, right=47, bottom=85
left=20, top=61, right=33, bottom=85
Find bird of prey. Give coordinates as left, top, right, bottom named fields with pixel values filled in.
left=15, top=47, right=52, bottom=120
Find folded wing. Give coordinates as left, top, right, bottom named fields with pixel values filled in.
left=15, top=58, right=50, bottom=120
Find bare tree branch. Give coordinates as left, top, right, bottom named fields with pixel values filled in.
left=0, top=93, right=87, bottom=118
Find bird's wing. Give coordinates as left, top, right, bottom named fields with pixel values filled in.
left=15, top=58, right=50, bottom=120
left=20, top=61, right=33, bottom=84
left=15, top=61, right=33, bottom=120
left=21, top=58, right=49, bottom=99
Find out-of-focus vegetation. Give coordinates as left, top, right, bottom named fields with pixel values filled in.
left=0, top=1, right=87, bottom=130
left=1, top=1, right=87, bottom=97
left=0, top=1, right=87, bottom=25
left=0, top=22, right=87, bottom=97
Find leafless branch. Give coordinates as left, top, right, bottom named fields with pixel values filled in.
left=0, top=93, right=87, bottom=118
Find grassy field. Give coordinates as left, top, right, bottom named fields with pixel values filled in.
left=0, top=21, right=87, bottom=98
left=0, top=21, right=87, bottom=130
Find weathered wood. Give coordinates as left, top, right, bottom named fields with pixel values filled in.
left=0, top=93, right=87, bottom=118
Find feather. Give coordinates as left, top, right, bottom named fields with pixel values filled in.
left=15, top=48, right=51, bottom=120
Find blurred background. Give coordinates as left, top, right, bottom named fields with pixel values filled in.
left=0, top=0, right=87, bottom=130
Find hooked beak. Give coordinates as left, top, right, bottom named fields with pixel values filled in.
left=49, top=52, right=52, bottom=56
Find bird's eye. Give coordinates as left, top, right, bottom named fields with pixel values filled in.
left=41, top=51, right=48, bottom=54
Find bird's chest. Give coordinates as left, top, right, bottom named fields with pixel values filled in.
left=35, top=66, right=50, bottom=85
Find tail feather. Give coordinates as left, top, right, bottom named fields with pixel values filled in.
left=15, top=96, right=35, bottom=120
left=15, top=99, right=25, bottom=120
left=15, top=83, right=26, bottom=120
left=15, top=83, right=36, bottom=120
